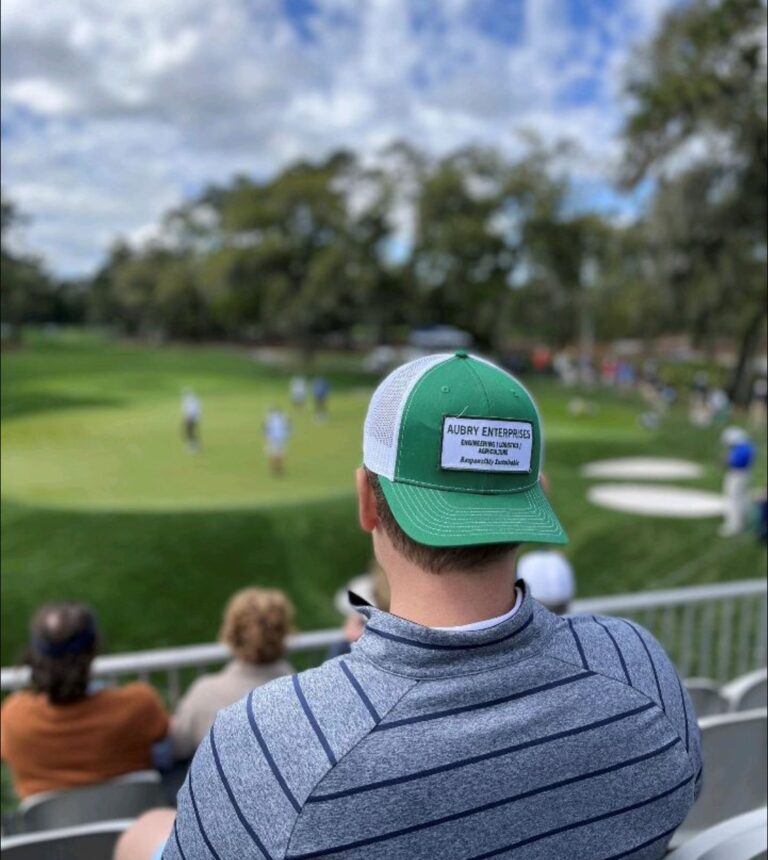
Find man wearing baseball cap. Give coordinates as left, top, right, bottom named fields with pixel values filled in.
left=159, top=352, right=701, bottom=860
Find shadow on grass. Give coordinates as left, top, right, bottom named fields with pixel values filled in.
left=1, top=495, right=369, bottom=666
left=1, top=391, right=126, bottom=421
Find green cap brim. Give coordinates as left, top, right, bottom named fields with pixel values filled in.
left=378, top=477, right=568, bottom=547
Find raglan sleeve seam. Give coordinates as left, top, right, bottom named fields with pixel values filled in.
left=549, top=651, right=698, bottom=782
left=282, top=676, right=420, bottom=859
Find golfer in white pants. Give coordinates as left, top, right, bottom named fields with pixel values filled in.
left=181, top=389, right=202, bottom=452
left=720, top=427, right=755, bottom=537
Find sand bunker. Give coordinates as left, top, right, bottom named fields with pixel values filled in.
left=588, top=484, right=724, bottom=518
left=581, top=458, right=704, bottom=480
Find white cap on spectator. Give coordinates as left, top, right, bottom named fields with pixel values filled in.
left=721, top=426, right=749, bottom=446
left=517, top=551, right=575, bottom=608
left=334, top=574, right=376, bottom=616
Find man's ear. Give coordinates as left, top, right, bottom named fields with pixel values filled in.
left=356, top=467, right=378, bottom=533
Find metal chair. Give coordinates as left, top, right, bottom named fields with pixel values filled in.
left=675, top=709, right=767, bottom=844
left=684, top=678, right=728, bottom=719
left=722, top=669, right=768, bottom=713
left=0, top=819, right=132, bottom=860
left=18, top=771, right=164, bottom=833
left=667, top=807, right=767, bottom=859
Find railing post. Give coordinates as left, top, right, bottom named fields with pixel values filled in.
left=736, top=597, right=752, bottom=677
left=754, top=595, right=767, bottom=669
left=643, top=608, right=658, bottom=640
left=661, top=606, right=677, bottom=666
left=168, top=668, right=181, bottom=709
left=717, top=599, right=735, bottom=683
left=699, top=601, right=716, bottom=679
left=678, top=603, right=695, bottom=679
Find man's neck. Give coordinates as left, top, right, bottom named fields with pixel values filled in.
left=378, top=543, right=518, bottom=628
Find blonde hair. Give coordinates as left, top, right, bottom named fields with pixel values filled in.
left=219, top=588, right=294, bottom=665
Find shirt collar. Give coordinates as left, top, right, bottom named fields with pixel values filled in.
left=351, top=581, right=559, bottom=680
left=432, top=587, right=521, bottom=632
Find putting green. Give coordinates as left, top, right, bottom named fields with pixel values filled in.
left=1, top=332, right=647, bottom=512
left=1, top=391, right=371, bottom=510
left=1, top=394, right=644, bottom=510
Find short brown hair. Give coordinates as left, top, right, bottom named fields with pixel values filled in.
left=27, top=602, right=99, bottom=705
left=366, top=469, right=518, bottom=574
left=219, top=588, right=295, bottom=665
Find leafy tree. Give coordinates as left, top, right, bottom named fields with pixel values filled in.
left=412, top=148, right=540, bottom=350
left=623, top=0, right=767, bottom=401
left=0, top=194, right=57, bottom=336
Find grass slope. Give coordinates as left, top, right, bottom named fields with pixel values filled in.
left=2, top=330, right=766, bottom=664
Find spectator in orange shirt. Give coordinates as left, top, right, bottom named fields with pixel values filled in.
left=0, top=602, right=169, bottom=799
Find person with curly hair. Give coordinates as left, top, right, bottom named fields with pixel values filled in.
left=169, top=588, right=295, bottom=761
left=0, top=602, right=169, bottom=799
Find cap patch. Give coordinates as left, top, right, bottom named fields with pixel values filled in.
left=440, top=416, right=533, bottom=473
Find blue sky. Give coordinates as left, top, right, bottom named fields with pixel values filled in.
left=0, top=0, right=676, bottom=276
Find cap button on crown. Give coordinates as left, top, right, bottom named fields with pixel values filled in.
left=454, top=350, right=469, bottom=359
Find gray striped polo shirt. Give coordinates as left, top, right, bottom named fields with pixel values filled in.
left=164, top=583, right=702, bottom=859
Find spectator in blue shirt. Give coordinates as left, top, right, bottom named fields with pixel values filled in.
left=720, top=426, right=756, bottom=537
left=312, top=376, right=330, bottom=419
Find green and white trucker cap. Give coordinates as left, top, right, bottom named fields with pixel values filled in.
left=363, top=351, right=567, bottom=547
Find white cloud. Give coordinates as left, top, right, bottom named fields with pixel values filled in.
left=1, top=0, right=675, bottom=275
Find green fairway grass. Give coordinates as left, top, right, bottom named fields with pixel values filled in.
left=2, top=329, right=766, bottom=666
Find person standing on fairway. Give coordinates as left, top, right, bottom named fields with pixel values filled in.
left=180, top=389, right=201, bottom=452
left=312, top=375, right=330, bottom=420
left=264, top=406, right=291, bottom=476
left=720, top=426, right=756, bottom=536
left=290, top=375, right=307, bottom=410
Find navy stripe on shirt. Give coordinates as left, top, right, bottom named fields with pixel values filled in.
left=339, top=661, right=380, bottom=723
left=365, top=612, right=533, bottom=652
left=188, top=765, right=222, bottom=860
left=620, top=619, right=665, bottom=711
left=293, top=675, right=337, bottom=765
left=308, top=701, right=655, bottom=803
left=567, top=618, right=590, bottom=669
left=374, top=670, right=595, bottom=732
left=600, top=824, right=680, bottom=860
left=172, top=820, right=188, bottom=860
left=675, top=676, right=690, bottom=752
left=466, top=774, right=692, bottom=860
left=247, top=690, right=301, bottom=813
left=591, top=616, right=633, bottom=686
left=210, top=725, right=273, bottom=860
left=287, top=738, right=682, bottom=858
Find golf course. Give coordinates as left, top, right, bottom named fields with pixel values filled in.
left=2, top=329, right=766, bottom=665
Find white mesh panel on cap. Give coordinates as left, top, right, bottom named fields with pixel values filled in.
left=363, top=353, right=452, bottom=479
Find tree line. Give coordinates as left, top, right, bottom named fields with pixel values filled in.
left=1, top=0, right=765, bottom=400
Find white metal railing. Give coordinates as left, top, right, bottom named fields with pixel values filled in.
left=0, top=629, right=343, bottom=707
left=572, top=579, right=767, bottom=684
left=2, top=579, right=765, bottom=706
